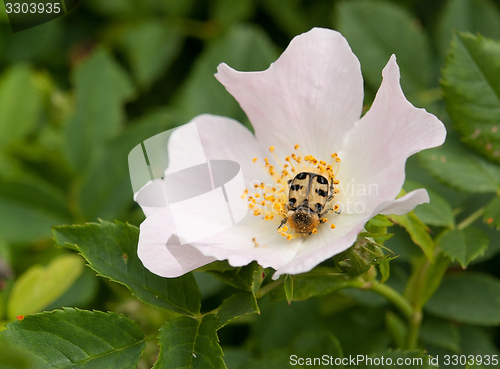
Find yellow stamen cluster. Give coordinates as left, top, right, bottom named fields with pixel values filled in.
left=243, top=144, right=342, bottom=241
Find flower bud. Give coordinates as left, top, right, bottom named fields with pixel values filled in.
left=333, top=235, right=392, bottom=276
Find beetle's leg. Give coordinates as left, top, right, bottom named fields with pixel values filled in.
left=277, top=217, right=288, bottom=230
left=319, top=207, right=331, bottom=219
left=326, top=181, right=335, bottom=202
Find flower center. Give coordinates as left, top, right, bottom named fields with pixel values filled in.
left=242, top=145, right=341, bottom=242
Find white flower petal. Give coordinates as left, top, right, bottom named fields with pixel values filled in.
left=138, top=207, right=216, bottom=278
left=193, top=114, right=271, bottom=186
left=271, top=56, right=446, bottom=279
left=273, top=221, right=363, bottom=279
left=215, top=27, right=363, bottom=159
left=337, top=55, right=446, bottom=214
left=190, top=213, right=303, bottom=270
left=137, top=114, right=288, bottom=275
left=378, top=189, right=430, bottom=216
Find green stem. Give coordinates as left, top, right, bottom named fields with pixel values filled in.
left=256, top=279, right=284, bottom=299
left=456, top=206, right=485, bottom=230
left=365, top=281, right=413, bottom=321
left=406, top=310, right=422, bottom=350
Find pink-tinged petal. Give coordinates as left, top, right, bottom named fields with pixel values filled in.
left=378, top=189, right=429, bottom=216
left=272, top=190, right=429, bottom=278
left=138, top=208, right=216, bottom=278
left=215, top=27, right=363, bottom=160
left=337, top=55, right=446, bottom=214
left=193, top=114, right=271, bottom=187
left=190, top=213, right=303, bottom=270
left=273, top=221, right=363, bottom=279
left=134, top=114, right=271, bottom=212
left=272, top=56, right=446, bottom=279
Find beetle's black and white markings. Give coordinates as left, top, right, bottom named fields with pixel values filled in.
left=279, top=171, right=337, bottom=236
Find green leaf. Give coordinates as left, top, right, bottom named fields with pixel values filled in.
left=438, top=227, right=489, bottom=268
left=79, top=111, right=173, bottom=220
left=174, top=25, right=278, bottom=124
left=388, top=212, right=435, bottom=262
left=0, top=65, right=42, bottom=151
left=0, top=178, right=72, bottom=243
left=260, top=0, right=309, bottom=37
left=337, top=0, right=433, bottom=99
left=152, top=314, right=226, bottom=369
left=385, top=311, right=406, bottom=349
left=0, top=336, right=38, bottom=369
left=441, top=32, right=500, bottom=164
left=420, top=317, right=460, bottom=352
left=64, top=48, right=134, bottom=171
left=425, top=273, right=500, bottom=326
left=210, top=0, right=255, bottom=28
left=436, top=0, right=500, bottom=61
left=365, top=214, right=394, bottom=244
left=0, top=308, right=146, bottom=368
left=121, top=22, right=183, bottom=88
left=270, top=267, right=359, bottom=302
left=241, top=331, right=342, bottom=369
left=7, top=254, right=84, bottom=319
left=366, top=214, right=394, bottom=229
left=484, top=196, right=500, bottom=229
left=204, top=261, right=265, bottom=296
left=44, top=267, right=99, bottom=311
left=217, top=292, right=259, bottom=327
left=358, top=350, right=436, bottom=369
left=53, top=220, right=201, bottom=316
left=405, top=253, right=450, bottom=310
left=378, top=256, right=390, bottom=284
left=419, top=133, right=500, bottom=193
left=284, top=274, right=293, bottom=305
left=404, top=180, right=455, bottom=228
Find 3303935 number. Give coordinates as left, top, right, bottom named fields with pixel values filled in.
left=5, top=2, right=61, bottom=14
left=443, top=355, right=499, bottom=366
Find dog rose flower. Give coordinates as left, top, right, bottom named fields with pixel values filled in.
left=136, top=27, right=446, bottom=279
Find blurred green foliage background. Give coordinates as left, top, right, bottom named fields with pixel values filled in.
left=1, top=0, right=500, bottom=367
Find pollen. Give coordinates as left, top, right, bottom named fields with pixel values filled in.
left=245, top=145, right=342, bottom=241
